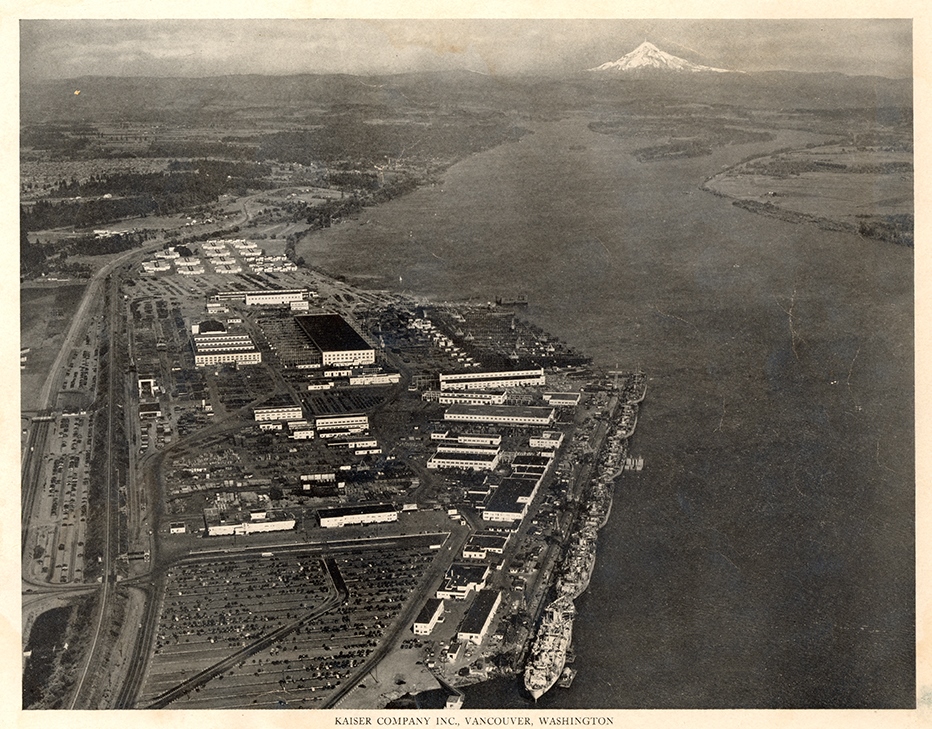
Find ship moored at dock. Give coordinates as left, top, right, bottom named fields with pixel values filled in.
left=522, top=371, right=647, bottom=700
left=524, top=596, right=575, bottom=700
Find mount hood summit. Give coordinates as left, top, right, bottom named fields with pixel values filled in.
left=589, top=41, right=735, bottom=74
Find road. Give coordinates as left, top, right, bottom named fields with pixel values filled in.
left=22, top=239, right=167, bottom=679
left=20, top=419, right=51, bottom=554
left=22, top=191, right=299, bottom=706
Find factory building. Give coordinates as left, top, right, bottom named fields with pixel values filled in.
left=295, top=314, right=376, bottom=366
left=423, top=390, right=508, bottom=406
left=139, top=401, right=162, bottom=419
left=315, top=414, right=369, bottom=432
left=509, top=453, right=553, bottom=479
left=301, top=472, right=336, bottom=483
left=529, top=431, right=565, bottom=451
left=436, top=563, right=490, bottom=601
left=254, top=400, right=304, bottom=422
left=209, top=288, right=310, bottom=304
left=444, top=403, right=555, bottom=427
left=317, top=503, right=398, bottom=528
left=349, top=373, right=401, bottom=386
left=427, top=445, right=502, bottom=471
left=482, top=476, right=544, bottom=523
left=245, top=290, right=307, bottom=306
left=193, top=328, right=262, bottom=367
left=543, top=391, right=582, bottom=407
left=413, top=598, right=445, bottom=635
left=462, top=534, right=510, bottom=559
left=326, top=437, right=379, bottom=450
left=439, top=368, right=545, bottom=391
left=203, top=509, right=296, bottom=537
left=137, top=375, right=157, bottom=397
left=431, top=431, right=502, bottom=447
left=457, top=590, right=502, bottom=645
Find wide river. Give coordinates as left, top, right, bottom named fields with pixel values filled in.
left=297, top=117, right=914, bottom=708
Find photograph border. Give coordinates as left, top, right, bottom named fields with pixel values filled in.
left=6, top=2, right=929, bottom=727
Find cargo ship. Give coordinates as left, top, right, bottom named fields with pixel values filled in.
left=523, top=368, right=648, bottom=701
left=627, top=372, right=648, bottom=403
left=524, top=596, right=575, bottom=700
left=556, top=541, right=596, bottom=600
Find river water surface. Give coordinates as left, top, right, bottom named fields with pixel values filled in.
left=297, top=118, right=914, bottom=708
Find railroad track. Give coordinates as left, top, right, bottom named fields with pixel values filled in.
left=68, top=274, right=121, bottom=708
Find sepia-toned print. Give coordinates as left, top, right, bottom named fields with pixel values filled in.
left=20, top=19, right=913, bottom=711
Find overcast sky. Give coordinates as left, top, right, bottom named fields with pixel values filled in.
left=20, top=18, right=912, bottom=82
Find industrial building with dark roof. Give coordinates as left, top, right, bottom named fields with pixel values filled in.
left=457, top=589, right=502, bottom=645
left=483, top=477, right=542, bottom=523
left=413, top=598, right=445, bottom=635
left=295, top=314, right=375, bottom=366
left=436, top=563, right=490, bottom=600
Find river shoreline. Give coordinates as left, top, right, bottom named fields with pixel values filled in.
left=294, top=116, right=913, bottom=708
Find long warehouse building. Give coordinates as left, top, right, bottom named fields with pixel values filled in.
left=439, top=368, right=545, bottom=391
left=317, top=503, right=397, bottom=528
left=444, top=403, right=555, bottom=427
left=193, top=332, right=262, bottom=367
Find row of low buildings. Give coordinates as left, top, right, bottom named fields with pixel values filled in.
left=204, top=500, right=400, bottom=534
left=407, top=315, right=480, bottom=369
left=444, top=403, right=556, bottom=427
left=481, top=453, right=553, bottom=523
left=426, top=429, right=564, bottom=473
left=439, top=368, right=546, bottom=391
left=252, top=403, right=379, bottom=451
left=411, top=527, right=512, bottom=649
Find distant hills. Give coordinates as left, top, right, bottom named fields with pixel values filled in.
left=20, top=62, right=911, bottom=128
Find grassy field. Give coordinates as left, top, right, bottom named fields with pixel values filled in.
left=705, top=144, right=912, bottom=226
left=21, top=283, right=88, bottom=412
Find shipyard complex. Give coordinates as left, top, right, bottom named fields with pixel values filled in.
left=22, top=236, right=646, bottom=710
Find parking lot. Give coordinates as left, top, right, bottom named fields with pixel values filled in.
left=137, top=540, right=441, bottom=708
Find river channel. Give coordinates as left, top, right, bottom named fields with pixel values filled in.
left=296, top=117, right=914, bottom=708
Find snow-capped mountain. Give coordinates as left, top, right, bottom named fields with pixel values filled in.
left=589, top=41, right=734, bottom=74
